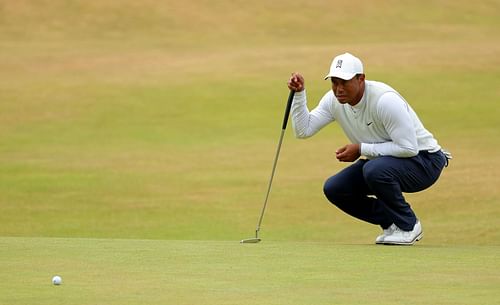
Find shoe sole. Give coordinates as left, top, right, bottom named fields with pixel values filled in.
left=380, top=232, right=423, bottom=246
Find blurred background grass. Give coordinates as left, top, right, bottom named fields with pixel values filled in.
left=0, top=0, right=499, bottom=244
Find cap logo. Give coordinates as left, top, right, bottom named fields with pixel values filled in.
left=336, top=60, right=343, bottom=68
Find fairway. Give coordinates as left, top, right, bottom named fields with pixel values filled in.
left=1, top=0, right=500, bottom=304
left=1, top=237, right=499, bottom=305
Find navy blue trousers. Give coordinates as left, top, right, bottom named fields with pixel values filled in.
left=323, top=151, right=447, bottom=231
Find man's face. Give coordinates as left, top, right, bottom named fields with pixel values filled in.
left=331, top=74, right=365, bottom=106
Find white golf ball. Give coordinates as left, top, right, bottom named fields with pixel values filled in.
left=52, top=275, right=62, bottom=285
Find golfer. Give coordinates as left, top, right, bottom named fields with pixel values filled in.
left=287, top=52, right=450, bottom=245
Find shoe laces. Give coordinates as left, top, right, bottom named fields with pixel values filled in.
left=392, top=225, right=412, bottom=237
left=384, top=224, right=397, bottom=235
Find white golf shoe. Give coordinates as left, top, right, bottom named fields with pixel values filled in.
left=375, top=224, right=397, bottom=244
left=380, top=221, right=423, bottom=246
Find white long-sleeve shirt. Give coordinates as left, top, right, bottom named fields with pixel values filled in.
left=291, top=80, right=441, bottom=159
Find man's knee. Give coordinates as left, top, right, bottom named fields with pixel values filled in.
left=323, top=176, right=345, bottom=206
left=323, top=176, right=340, bottom=204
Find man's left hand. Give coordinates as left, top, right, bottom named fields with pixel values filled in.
left=336, top=144, right=361, bottom=162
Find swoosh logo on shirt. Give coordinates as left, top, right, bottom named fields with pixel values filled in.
left=366, top=122, right=373, bottom=126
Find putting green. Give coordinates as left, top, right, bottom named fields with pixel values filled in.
left=1, top=237, right=499, bottom=305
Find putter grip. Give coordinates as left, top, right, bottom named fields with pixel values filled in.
left=282, top=90, right=295, bottom=130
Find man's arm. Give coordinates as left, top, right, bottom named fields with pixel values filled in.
left=287, top=73, right=335, bottom=139
left=361, top=92, right=419, bottom=158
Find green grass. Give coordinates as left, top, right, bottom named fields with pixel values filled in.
left=1, top=0, right=500, bottom=304
left=1, top=237, right=499, bottom=305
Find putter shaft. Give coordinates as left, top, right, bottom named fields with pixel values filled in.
left=255, top=128, right=286, bottom=237
left=242, top=90, right=295, bottom=243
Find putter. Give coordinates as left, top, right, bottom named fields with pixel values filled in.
left=241, top=90, right=295, bottom=244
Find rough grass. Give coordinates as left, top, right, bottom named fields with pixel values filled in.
left=1, top=0, right=499, bottom=244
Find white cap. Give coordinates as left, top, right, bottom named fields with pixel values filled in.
left=324, top=52, right=364, bottom=80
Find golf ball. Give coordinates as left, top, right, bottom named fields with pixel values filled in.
left=52, top=275, right=62, bottom=285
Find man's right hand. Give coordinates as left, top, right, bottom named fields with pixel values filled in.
left=335, top=144, right=361, bottom=162
left=288, top=72, right=305, bottom=92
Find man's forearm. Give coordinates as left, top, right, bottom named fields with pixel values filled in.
left=291, top=90, right=333, bottom=139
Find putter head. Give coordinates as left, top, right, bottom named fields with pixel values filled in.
left=240, top=238, right=261, bottom=244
